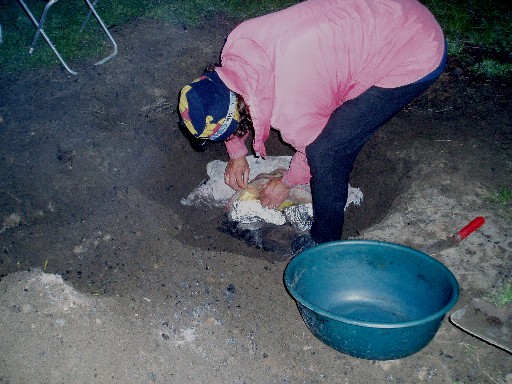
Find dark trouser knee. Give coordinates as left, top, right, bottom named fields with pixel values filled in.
left=306, top=75, right=441, bottom=244
left=307, top=146, right=359, bottom=243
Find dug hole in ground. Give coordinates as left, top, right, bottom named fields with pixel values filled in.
left=0, top=18, right=511, bottom=383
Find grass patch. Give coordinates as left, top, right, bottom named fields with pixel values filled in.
left=1, top=0, right=122, bottom=72
left=472, top=59, right=512, bottom=78
left=489, top=188, right=512, bottom=207
left=423, top=0, right=512, bottom=79
left=1, top=0, right=511, bottom=78
left=0, top=0, right=299, bottom=73
left=486, top=282, right=512, bottom=307
left=424, top=0, right=512, bottom=51
left=488, top=188, right=512, bottom=223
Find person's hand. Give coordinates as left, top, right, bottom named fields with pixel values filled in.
left=259, top=177, right=291, bottom=210
left=224, top=157, right=250, bottom=190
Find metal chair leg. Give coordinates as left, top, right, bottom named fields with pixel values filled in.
left=28, top=0, right=58, bottom=54
left=17, top=0, right=118, bottom=75
left=83, top=0, right=118, bottom=66
left=79, top=0, right=98, bottom=32
left=18, top=0, right=78, bottom=74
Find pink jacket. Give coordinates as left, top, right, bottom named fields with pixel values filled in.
left=216, top=0, right=444, bottom=187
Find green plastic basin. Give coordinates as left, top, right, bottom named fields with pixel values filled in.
left=284, top=240, right=459, bottom=360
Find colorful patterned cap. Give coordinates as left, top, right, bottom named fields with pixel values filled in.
left=179, top=71, right=240, bottom=142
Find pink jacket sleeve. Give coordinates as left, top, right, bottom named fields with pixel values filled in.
left=224, top=133, right=249, bottom=159
left=282, top=151, right=312, bottom=187
left=225, top=133, right=311, bottom=186
left=216, top=39, right=275, bottom=158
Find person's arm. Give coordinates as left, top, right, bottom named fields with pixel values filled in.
left=224, top=133, right=250, bottom=190
left=224, top=132, right=249, bottom=159
left=281, top=151, right=311, bottom=187
left=259, top=150, right=311, bottom=209
left=217, top=38, right=275, bottom=159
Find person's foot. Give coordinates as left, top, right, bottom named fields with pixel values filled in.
left=291, top=234, right=318, bottom=255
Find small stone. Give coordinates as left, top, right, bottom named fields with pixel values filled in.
left=452, top=67, right=464, bottom=77
left=21, top=304, right=32, bottom=313
left=226, top=284, right=235, bottom=294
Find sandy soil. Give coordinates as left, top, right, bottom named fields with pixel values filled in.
left=1, top=16, right=511, bottom=384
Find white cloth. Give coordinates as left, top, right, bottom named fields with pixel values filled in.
left=181, top=156, right=363, bottom=230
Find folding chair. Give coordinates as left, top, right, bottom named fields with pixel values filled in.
left=17, top=0, right=118, bottom=75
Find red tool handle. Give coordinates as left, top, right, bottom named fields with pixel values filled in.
left=455, top=216, right=485, bottom=241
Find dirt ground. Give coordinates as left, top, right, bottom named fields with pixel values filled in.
left=1, top=16, right=511, bottom=384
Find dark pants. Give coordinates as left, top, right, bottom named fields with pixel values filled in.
left=306, top=55, right=446, bottom=244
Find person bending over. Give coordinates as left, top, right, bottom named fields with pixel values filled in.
left=179, top=0, right=446, bottom=253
